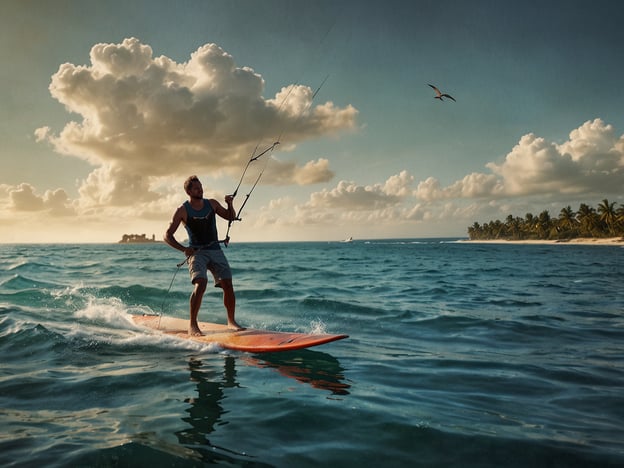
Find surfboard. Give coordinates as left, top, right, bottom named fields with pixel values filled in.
left=131, top=314, right=348, bottom=353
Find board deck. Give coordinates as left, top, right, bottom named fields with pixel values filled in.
left=131, top=314, right=348, bottom=353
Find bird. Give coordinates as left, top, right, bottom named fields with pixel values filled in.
left=428, top=84, right=456, bottom=102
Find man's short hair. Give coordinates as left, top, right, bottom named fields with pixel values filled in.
left=184, top=175, right=200, bottom=194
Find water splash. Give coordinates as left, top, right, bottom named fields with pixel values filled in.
left=309, top=318, right=328, bottom=335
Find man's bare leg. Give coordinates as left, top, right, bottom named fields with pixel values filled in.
left=221, top=278, right=245, bottom=330
left=189, top=278, right=207, bottom=336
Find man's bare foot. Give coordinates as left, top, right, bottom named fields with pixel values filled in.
left=227, top=321, right=246, bottom=331
left=189, top=325, right=204, bottom=336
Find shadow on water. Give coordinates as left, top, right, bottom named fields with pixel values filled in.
left=244, top=349, right=351, bottom=396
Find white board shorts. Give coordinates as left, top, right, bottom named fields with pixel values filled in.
left=188, top=248, right=232, bottom=287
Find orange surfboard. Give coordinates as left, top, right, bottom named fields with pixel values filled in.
left=131, top=314, right=348, bottom=353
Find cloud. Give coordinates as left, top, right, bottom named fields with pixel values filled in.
left=260, top=157, right=334, bottom=186
left=9, top=184, right=44, bottom=211
left=6, top=183, right=74, bottom=216
left=415, top=173, right=504, bottom=201
left=415, top=118, right=624, bottom=201
left=37, top=37, right=357, bottom=207
left=487, top=133, right=584, bottom=195
left=77, top=166, right=159, bottom=207
left=14, top=108, right=624, bottom=241
left=277, top=171, right=414, bottom=227
left=557, top=118, right=624, bottom=171
left=490, top=118, right=624, bottom=195
left=261, top=119, right=624, bottom=237
left=307, top=175, right=409, bottom=211
left=285, top=170, right=480, bottom=230
left=384, top=170, right=415, bottom=197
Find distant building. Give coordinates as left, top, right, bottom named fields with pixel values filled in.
left=118, top=233, right=158, bottom=243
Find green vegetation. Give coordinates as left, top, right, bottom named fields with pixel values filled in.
left=467, top=199, right=624, bottom=240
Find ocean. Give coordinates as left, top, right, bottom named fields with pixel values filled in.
left=1, top=240, right=623, bottom=467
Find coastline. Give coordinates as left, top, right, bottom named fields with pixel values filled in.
left=462, top=237, right=624, bottom=246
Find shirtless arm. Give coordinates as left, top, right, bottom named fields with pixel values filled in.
left=211, top=195, right=237, bottom=222
left=164, top=205, right=195, bottom=256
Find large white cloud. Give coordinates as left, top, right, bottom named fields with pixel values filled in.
left=416, top=118, right=624, bottom=201
left=37, top=37, right=357, bottom=206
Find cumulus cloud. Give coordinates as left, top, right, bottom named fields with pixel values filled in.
left=384, top=170, right=414, bottom=197
left=279, top=171, right=414, bottom=228
left=415, top=118, right=624, bottom=201
left=37, top=37, right=357, bottom=207
left=416, top=173, right=503, bottom=201
left=77, top=165, right=160, bottom=207
left=487, top=133, right=582, bottom=195
left=307, top=176, right=408, bottom=211
left=259, top=157, right=334, bottom=186
left=557, top=118, right=624, bottom=172
left=6, top=183, right=74, bottom=216
left=284, top=169, right=485, bottom=232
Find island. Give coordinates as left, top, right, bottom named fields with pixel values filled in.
left=118, top=233, right=159, bottom=244
left=467, top=199, right=623, bottom=242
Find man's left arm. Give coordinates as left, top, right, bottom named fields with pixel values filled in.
left=211, top=196, right=237, bottom=221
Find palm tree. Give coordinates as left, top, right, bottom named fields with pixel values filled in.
left=616, top=204, right=624, bottom=236
left=468, top=222, right=482, bottom=240
left=536, top=210, right=553, bottom=239
left=597, top=199, right=617, bottom=236
left=577, top=203, right=598, bottom=237
left=491, top=220, right=505, bottom=239
left=504, top=215, right=523, bottom=240
left=557, top=206, right=578, bottom=238
left=524, top=213, right=536, bottom=239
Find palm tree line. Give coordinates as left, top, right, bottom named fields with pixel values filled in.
left=467, top=199, right=624, bottom=240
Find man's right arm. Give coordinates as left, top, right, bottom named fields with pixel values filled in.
left=164, top=206, right=194, bottom=256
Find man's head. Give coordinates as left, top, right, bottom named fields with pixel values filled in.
left=184, top=175, right=203, bottom=198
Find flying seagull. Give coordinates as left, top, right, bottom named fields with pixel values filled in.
left=428, top=84, right=456, bottom=102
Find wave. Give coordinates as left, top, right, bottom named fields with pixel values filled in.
left=0, top=274, right=63, bottom=291
left=98, top=284, right=183, bottom=307
left=300, top=295, right=380, bottom=316
left=0, top=294, right=221, bottom=357
left=362, top=237, right=464, bottom=245
left=5, top=259, right=63, bottom=272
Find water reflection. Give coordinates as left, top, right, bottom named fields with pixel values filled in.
left=244, top=349, right=351, bottom=396
left=174, top=349, right=350, bottom=463
left=175, top=356, right=237, bottom=447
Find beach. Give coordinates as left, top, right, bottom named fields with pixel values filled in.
left=464, top=237, right=624, bottom=246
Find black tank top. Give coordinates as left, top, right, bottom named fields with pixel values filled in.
left=183, top=200, right=220, bottom=249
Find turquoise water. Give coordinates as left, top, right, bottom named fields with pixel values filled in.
left=1, top=240, right=623, bottom=467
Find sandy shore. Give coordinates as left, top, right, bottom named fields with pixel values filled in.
left=463, top=237, right=624, bottom=246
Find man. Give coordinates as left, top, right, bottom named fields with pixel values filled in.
left=164, top=175, right=244, bottom=335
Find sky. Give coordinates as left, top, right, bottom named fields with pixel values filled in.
left=1, top=0, right=623, bottom=243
